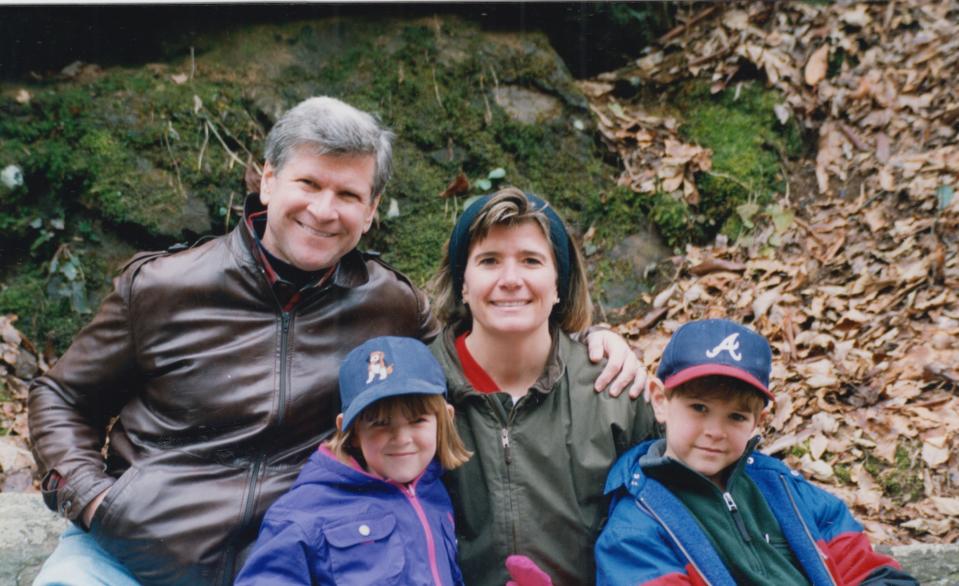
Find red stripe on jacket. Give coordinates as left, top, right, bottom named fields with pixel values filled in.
left=820, top=532, right=901, bottom=586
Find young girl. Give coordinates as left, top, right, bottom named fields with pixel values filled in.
left=235, top=336, right=471, bottom=585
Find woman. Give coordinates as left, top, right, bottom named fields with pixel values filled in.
left=429, top=187, right=658, bottom=586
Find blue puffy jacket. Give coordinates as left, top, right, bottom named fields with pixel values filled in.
left=235, top=446, right=463, bottom=585
left=596, top=440, right=913, bottom=586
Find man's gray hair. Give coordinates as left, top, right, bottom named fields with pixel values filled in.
left=264, top=96, right=395, bottom=197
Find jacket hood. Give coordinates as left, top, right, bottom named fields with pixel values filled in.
left=604, top=438, right=658, bottom=496
left=293, top=446, right=443, bottom=493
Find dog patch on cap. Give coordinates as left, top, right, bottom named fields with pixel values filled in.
left=366, top=351, right=394, bottom=384
left=706, top=333, right=742, bottom=361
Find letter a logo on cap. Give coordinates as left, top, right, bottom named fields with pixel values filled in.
left=706, top=333, right=742, bottom=361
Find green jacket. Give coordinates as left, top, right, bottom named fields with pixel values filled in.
left=431, top=327, right=657, bottom=586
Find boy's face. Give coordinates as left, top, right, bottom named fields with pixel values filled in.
left=651, top=378, right=763, bottom=487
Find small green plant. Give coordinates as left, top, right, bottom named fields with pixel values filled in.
left=473, top=167, right=506, bottom=193
left=46, top=245, right=91, bottom=315
left=28, top=216, right=65, bottom=254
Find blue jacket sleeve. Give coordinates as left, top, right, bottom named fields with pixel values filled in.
left=596, top=515, right=698, bottom=586
left=234, top=513, right=328, bottom=586
left=792, top=474, right=915, bottom=585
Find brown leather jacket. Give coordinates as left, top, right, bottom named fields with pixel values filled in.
left=28, top=196, right=439, bottom=585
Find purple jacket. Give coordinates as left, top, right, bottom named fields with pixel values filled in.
left=235, top=446, right=464, bottom=585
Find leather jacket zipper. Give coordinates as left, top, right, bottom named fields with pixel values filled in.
left=220, top=455, right=264, bottom=586
left=277, top=311, right=293, bottom=426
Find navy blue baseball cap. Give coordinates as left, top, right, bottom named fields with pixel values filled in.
left=339, top=336, right=448, bottom=431
left=656, top=319, right=774, bottom=403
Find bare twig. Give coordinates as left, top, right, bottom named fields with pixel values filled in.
left=225, top=191, right=235, bottom=234
left=431, top=63, right=444, bottom=109
left=197, top=122, right=209, bottom=171
left=658, top=5, right=720, bottom=45
left=205, top=119, right=246, bottom=169
left=164, top=120, right=187, bottom=198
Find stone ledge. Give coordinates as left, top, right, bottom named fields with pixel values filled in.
left=0, top=493, right=68, bottom=586
left=0, top=493, right=955, bottom=584
left=878, top=543, right=959, bottom=586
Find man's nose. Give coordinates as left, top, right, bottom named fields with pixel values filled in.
left=306, top=191, right=338, bottom=221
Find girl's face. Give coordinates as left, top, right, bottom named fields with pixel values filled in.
left=351, top=403, right=452, bottom=485
left=461, top=221, right=559, bottom=339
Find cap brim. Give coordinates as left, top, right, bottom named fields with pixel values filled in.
left=341, top=378, right=447, bottom=431
left=663, top=364, right=774, bottom=403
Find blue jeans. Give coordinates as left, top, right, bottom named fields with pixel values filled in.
left=33, top=524, right=140, bottom=586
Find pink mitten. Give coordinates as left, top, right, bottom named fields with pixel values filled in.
left=505, top=555, right=553, bottom=586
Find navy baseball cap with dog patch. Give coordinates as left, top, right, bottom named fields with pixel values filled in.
left=656, top=319, right=774, bottom=403
left=339, top=336, right=448, bottom=431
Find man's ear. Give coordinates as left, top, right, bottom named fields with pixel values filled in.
left=362, top=193, right=382, bottom=233
left=335, top=413, right=345, bottom=433
left=259, top=162, right=276, bottom=206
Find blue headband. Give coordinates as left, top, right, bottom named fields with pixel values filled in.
left=449, top=192, right=572, bottom=315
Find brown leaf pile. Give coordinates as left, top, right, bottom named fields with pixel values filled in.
left=588, top=1, right=959, bottom=207
left=0, top=315, right=41, bottom=493
left=591, top=2, right=959, bottom=543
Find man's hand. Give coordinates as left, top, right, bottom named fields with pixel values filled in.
left=81, top=487, right=109, bottom=530
left=505, top=555, right=552, bottom=586
left=586, top=329, right=649, bottom=399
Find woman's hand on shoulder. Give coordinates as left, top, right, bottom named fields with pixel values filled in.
left=585, top=329, right=649, bottom=400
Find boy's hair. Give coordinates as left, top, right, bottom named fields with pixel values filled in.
left=668, top=375, right=766, bottom=418
left=326, top=394, right=471, bottom=471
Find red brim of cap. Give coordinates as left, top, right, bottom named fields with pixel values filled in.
left=663, top=364, right=774, bottom=403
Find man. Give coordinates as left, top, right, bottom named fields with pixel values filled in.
left=29, top=97, right=644, bottom=585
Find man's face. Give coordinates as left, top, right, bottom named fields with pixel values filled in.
left=651, top=379, right=762, bottom=489
left=259, top=146, right=379, bottom=272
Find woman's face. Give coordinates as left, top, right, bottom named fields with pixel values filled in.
left=462, top=221, right=559, bottom=338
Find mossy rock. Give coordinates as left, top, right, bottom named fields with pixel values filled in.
left=1, top=14, right=646, bottom=348
left=596, top=79, right=809, bottom=251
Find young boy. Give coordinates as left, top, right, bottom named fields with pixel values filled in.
left=595, top=319, right=917, bottom=586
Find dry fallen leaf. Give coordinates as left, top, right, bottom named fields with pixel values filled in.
left=804, top=45, right=829, bottom=87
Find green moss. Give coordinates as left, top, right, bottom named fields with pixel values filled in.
left=643, top=80, right=809, bottom=245
left=862, top=442, right=924, bottom=504
left=788, top=442, right=809, bottom=459
left=833, top=462, right=852, bottom=485
left=0, top=268, right=87, bottom=354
